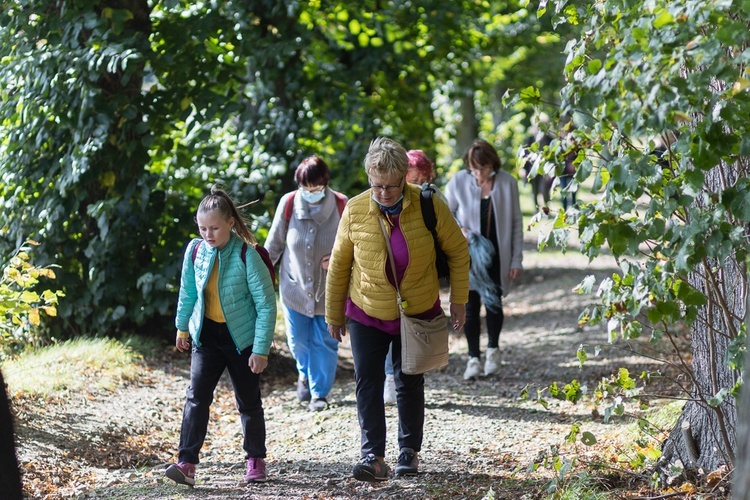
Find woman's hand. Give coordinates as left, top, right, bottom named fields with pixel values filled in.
left=449, top=303, right=466, bottom=332
left=249, top=354, right=268, bottom=374
left=175, top=332, right=190, bottom=352
left=328, top=324, right=346, bottom=342
left=509, top=268, right=523, bottom=280
left=321, top=254, right=331, bottom=270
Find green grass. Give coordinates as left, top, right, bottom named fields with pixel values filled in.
left=549, top=476, right=614, bottom=500
left=3, top=336, right=145, bottom=397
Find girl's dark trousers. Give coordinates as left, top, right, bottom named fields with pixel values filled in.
left=178, top=317, right=266, bottom=464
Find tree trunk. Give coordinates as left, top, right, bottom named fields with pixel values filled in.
left=734, top=283, right=750, bottom=499
left=657, top=161, right=746, bottom=482
left=455, top=93, right=478, bottom=159
left=0, top=369, right=22, bottom=499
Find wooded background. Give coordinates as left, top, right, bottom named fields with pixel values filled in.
left=2, top=0, right=750, bottom=492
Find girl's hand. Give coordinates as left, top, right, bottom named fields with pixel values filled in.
left=249, top=353, right=268, bottom=374
left=321, top=254, right=331, bottom=270
left=175, top=332, right=190, bottom=352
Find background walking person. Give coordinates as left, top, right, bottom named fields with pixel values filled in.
left=266, top=156, right=347, bottom=412
left=445, top=139, right=524, bottom=380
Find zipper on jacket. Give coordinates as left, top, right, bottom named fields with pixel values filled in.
left=217, top=243, right=244, bottom=355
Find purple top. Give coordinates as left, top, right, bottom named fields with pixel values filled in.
left=346, top=214, right=442, bottom=335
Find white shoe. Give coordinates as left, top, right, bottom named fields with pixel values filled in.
left=484, top=348, right=501, bottom=376
left=463, top=357, right=482, bottom=380
left=383, top=374, right=397, bottom=404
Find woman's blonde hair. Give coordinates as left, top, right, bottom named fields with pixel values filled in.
left=364, top=137, right=409, bottom=178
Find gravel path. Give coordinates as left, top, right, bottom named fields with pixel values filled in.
left=16, top=238, right=662, bottom=499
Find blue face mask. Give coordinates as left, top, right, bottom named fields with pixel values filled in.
left=300, top=188, right=326, bottom=204
left=372, top=194, right=404, bottom=214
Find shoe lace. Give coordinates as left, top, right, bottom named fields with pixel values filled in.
left=398, top=450, right=414, bottom=465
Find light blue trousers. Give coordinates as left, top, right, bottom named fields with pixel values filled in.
left=284, top=306, right=339, bottom=399
left=385, top=344, right=394, bottom=376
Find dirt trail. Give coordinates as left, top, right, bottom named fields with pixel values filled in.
left=15, top=228, right=664, bottom=499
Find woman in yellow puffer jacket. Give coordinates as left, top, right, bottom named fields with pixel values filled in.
left=325, top=137, right=470, bottom=482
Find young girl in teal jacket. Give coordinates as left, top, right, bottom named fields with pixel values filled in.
left=166, top=187, right=276, bottom=487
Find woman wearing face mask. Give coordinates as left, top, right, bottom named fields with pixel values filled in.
left=266, top=156, right=347, bottom=412
left=444, top=139, right=524, bottom=380
left=326, top=137, right=470, bottom=481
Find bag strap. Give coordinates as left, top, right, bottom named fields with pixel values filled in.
left=420, top=184, right=442, bottom=251
left=420, top=184, right=437, bottom=233
left=333, top=191, right=347, bottom=215
left=283, top=191, right=298, bottom=222
left=191, top=239, right=202, bottom=263
left=378, top=218, right=404, bottom=313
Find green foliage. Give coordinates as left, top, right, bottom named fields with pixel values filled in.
left=530, top=445, right=611, bottom=498
left=0, top=1, right=567, bottom=337
left=537, top=0, right=750, bottom=343
left=530, top=0, right=749, bottom=473
left=0, top=241, right=63, bottom=358
left=0, top=0, right=172, bottom=336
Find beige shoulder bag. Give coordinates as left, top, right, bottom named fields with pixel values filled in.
left=379, top=218, right=450, bottom=375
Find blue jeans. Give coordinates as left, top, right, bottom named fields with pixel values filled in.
left=348, top=318, right=424, bottom=457
left=284, top=306, right=339, bottom=399
left=385, top=344, right=394, bottom=376
left=178, top=317, right=266, bottom=464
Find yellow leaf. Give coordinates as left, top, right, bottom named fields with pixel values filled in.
left=41, top=306, right=57, bottom=317
left=180, top=97, right=192, bottom=110
left=732, top=77, right=750, bottom=95
left=101, top=171, right=116, bottom=188
left=678, top=482, right=697, bottom=493
left=38, top=268, right=56, bottom=279
left=20, top=291, right=40, bottom=303
left=29, top=308, right=40, bottom=326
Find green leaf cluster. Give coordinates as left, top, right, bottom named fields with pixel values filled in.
left=0, top=1, right=567, bottom=337
left=542, top=0, right=750, bottom=351
left=0, top=241, right=63, bottom=357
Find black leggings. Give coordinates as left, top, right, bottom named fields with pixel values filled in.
left=464, top=290, right=504, bottom=359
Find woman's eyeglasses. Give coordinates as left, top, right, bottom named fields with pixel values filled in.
left=370, top=178, right=404, bottom=194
